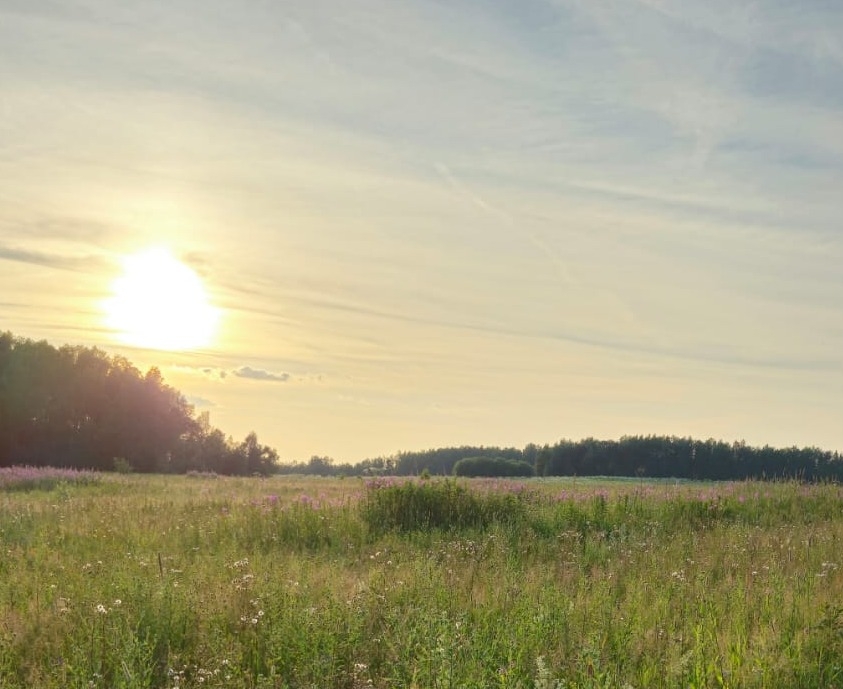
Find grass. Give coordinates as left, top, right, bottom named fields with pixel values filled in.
left=1, top=472, right=843, bottom=687
left=0, top=465, right=100, bottom=492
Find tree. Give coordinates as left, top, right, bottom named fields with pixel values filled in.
left=239, top=431, right=279, bottom=475
left=0, top=332, right=280, bottom=474
left=453, top=456, right=534, bottom=477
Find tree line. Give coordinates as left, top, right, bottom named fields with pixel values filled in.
left=4, top=331, right=842, bottom=481
left=280, top=437, right=843, bottom=482
left=0, top=332, right=277, bottom=474
left=526, top=436, right=843, bottom=481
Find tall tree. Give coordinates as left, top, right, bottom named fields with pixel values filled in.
left=0, top=332, right=279, bottom=474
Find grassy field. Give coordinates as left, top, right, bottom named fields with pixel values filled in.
left=1, top=470, right=843, bottom=688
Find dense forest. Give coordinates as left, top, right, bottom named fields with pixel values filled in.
left=0, top=333, right=277, bottom=474
left=279, top=437, right=843, bottom=482
left=3, top=332, right=842, bottom=481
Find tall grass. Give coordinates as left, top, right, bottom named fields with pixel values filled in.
left=361, top=478, right=527, bottom=534
left=1, top=474, right=842, bottom=687
left=0, top=465, right=100, bottom=492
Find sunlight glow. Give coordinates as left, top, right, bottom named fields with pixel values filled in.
left=104, top=247, right=220, bottom=351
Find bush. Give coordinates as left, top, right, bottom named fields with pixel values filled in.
left=360, top=479, right=527, bottom=535
left=453, top=456, right=535, bottom=478
left=113, top=457, right=133, bottom=474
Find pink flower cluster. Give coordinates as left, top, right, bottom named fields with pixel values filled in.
left=0, top=465, right=99, bottom=491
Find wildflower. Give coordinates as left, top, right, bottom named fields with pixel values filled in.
left=95, top=604, right=108, bottom=615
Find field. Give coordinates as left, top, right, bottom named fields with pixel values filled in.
left=2, top=470, right=843, bottom=688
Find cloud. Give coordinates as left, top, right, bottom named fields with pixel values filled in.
left=172, top=364, right=297, bottom=382
left=186, top=395, right=215, bottom=408
left=171, top=363, right=327, bottom=386
left=233, top=366, right=290, bottom=382
left=3, top=216, right=113, bottom=243
left=0, top=243, right=106, bottom=272
left=168, top=365, right=227, bottom=381
left=2, top=0, right=842, bottom=459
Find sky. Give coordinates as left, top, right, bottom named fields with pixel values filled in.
left=2, top=0, right=843, bottom=462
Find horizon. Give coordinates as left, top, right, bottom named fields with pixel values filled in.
left=2, top=1, right=842, bottom=462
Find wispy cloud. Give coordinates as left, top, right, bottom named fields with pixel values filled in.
left=233, top=366, right=290, bottom=383
left=9, top=217, right=114, bottom=242
left=0, top=244, right=106, bottom=272
left=2, top=0, right=843, bottom=458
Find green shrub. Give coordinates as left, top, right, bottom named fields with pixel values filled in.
left=113, top=457, right=134, bottom=474
left=453, top=456, right=535, bottom=477
left=360, top=478, right=527, bottom=535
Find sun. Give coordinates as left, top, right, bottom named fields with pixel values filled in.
left=104, top=247, right=220, bottom=351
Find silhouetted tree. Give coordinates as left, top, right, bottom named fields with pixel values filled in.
left=0, top=332, right=278, bottom=475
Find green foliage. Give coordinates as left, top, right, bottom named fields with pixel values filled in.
left=0, top=332, right=278, bottom=475
left=540, top=435, right=843, bottom=481
left=277, top=436, right=843, bottom=482
left=454, top=456, right=535, bottom=477
left=113, top=457, right=133, bottom=474
left=0, top=334, right=197, bottom=472
left=360, top=478, right=527, bottom=535
left=392, top=445, right=525, bottom=476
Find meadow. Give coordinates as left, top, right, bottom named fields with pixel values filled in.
left=1, top=469, right=843, bottom=688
